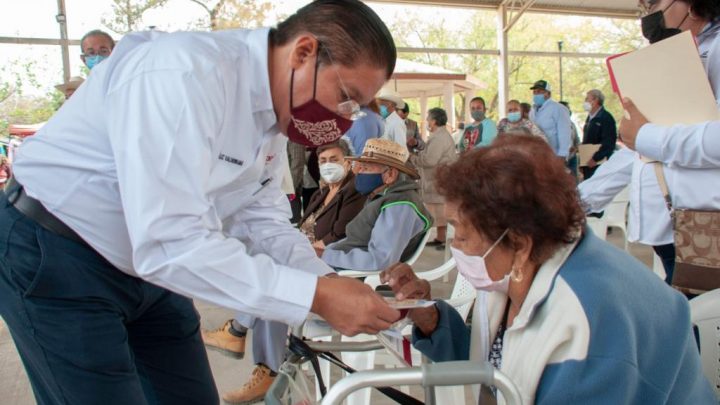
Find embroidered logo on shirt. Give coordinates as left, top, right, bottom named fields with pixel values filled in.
left=218, top=153, right=244, bottom=166
left=265, top=154, right=276, bottom=164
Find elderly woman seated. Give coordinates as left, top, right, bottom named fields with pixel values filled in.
left=299, top=140, right=367, bottom=250
left=381, top=135, right=714, bottom=403
left=320, top=138, right=433, bottom=270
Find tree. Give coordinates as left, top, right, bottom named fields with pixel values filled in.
left=188, top=0, right=274, bottom=31
left=102, top=0, right=169, bottom=34
left=384, top=7, right=642, bottom=125
left=0, top=59, right=59, bottom=137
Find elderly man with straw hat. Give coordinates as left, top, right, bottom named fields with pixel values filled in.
left=376, top=89, right=408, bottom=148
left=55, top=76, right=85, bottom=100
left=320, top=138, right=432, bottom=270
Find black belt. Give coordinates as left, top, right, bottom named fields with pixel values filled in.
left=4, top=177, right=87, bottom=246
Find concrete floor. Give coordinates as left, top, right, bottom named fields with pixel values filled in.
left=0, top=229, right=653, bottom=404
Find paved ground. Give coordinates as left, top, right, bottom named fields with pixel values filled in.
left=0, top=230, right=653, bottom=404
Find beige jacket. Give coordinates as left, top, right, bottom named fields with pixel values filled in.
left=410, top=127, right=457, bottom=204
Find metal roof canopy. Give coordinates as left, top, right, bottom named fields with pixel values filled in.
left=371, top=0, right=640, bottom=122
left=1, top=0, right=641, bottom=114
left=370, top=0, right=640, bottom=19
left=388, top=58, right=486, bottom=97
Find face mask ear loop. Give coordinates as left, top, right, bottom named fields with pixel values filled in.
left=483, top=228, right=510, bottom=259
left=312, top=43, right=321, bottom=100
left=676, top=10, right=690, bottom=29
left=289, top=69, right=295, bottom=111
left=290, top=40, right=321, bottom=110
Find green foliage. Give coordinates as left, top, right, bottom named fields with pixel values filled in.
left=188, top=0, right=274, bottom=30
left=102, top=0, right=169, bottom=33
left=386, top=9, right=643, bottom=125
left=0, top=57, right=63, bottom=136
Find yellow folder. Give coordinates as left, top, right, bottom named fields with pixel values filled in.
left=607, top=30, right=720, bottom=126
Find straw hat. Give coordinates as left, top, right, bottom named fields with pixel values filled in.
left=347, top=138, right=419, bottom=179
left=55, top=76, right=85, bottom=93
left=376, top=88, right=406, bottom=110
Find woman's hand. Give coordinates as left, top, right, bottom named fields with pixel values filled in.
left=618, top=97, right=649, bottom=150
left=380, top=263, right=438, bottom=336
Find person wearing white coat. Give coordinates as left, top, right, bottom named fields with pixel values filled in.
left=580, top=0, right=720, bottom=283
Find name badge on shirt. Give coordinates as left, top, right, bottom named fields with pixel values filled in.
left=218, top=153, right=244, bottom=166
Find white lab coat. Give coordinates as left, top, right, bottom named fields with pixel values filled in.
left=13, top=28, right=331, bottom=325
left=579, top=22, right=720, bottom=245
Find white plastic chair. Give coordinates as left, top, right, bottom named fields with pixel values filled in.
left=651, top=252, right=667, bottom=281
left=689, top=288, right=720, bottom=399
left=360, top=257, right=456, bottom=291
left=585, top=216, right=608, bottom=240
left=604, top=186, right=630, bottom=250
left=336, top=230, right=432, bottom=281
left=369, top=269, right=475, bottom=405
left=405, top=231, right=431, bottom=267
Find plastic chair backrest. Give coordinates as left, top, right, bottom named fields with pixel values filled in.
left=690, top=289, right=720, bottom=399
left=405, top=231, right=431, bottom=267
left=335, top=231, right=434, bottom=285
left=448, top=272, right=476, bottom=321
left=585, top=216, right=607, bottom=240
left=363, top=257, right=456, bottom=291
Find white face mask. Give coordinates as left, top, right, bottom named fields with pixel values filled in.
left=319, top=162, right=346, bottom=184
left=451, top=229, right=509, bottom=292
left=583, top=101, right=592, bottom=112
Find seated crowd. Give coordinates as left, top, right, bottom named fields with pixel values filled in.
left=5, top=2, right=717, bottom=404
left=201, top=88, right=715, bottom=403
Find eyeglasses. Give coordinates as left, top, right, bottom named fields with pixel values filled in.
left=320, top=43, right=367, bottom=121
left=82, top=47, right=112, bottom=58
left=338, top=99, right=366, bottom=120
left=639, top=0, right=672, bottom=16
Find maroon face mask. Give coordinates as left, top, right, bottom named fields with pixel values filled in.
left=287, top=53, right=354, bottom=147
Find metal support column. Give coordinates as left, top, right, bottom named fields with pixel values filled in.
left=464, top=88, right=474, bottom=125
left=443, top=82, right=455, bottom=130
left=496, top=5, right=509, bottom=118
left=56, top=0, right=70, bottom=83
left=419, top=93, right=428, bottom=139
left=558, top=40, right=564, bottom=100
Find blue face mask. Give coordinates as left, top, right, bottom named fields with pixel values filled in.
left=532, top=94, right=546, bottom=107
left=85, top=55, right=108, bottom=70
left=507, top=111, right=522, bottom=123
left=379, top=105, right=390, bottom=119
left=354, top=173, right=385, bottom=195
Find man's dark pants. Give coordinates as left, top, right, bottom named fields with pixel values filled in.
left=0, top=193, right=219, bottom=404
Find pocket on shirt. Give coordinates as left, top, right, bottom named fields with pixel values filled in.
left=214, top=184, right=259, bottom=219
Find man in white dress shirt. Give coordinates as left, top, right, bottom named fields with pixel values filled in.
left=377, top=89, right=408, bottom=147
left=0, top=1, right=401, bottom=403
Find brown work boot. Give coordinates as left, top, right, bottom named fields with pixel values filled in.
left=201, top=319, right=246, bottom=359
left=222, top=364, right=276, bottom=405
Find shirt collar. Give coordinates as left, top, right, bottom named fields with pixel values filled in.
left=246, top=28, right=277, bottom=131
left=507, top=227, right=582, bottom=331
left=588, top=106, right=603, bottom=120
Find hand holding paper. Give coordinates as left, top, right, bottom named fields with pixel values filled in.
left=618, top=97, right=650, bottom=150
left=606, top=31, right=720, bottom=132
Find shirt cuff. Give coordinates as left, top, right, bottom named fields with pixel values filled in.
left=635, top=123, right=666, bottom=161
left=261, top=269, right=318, bottom=326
